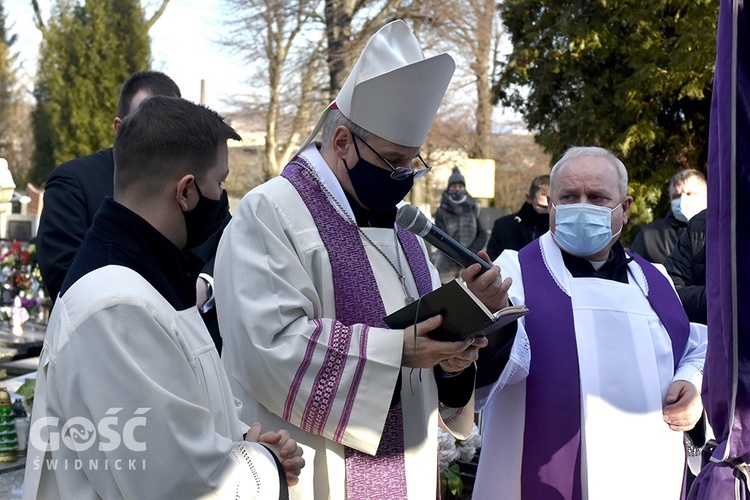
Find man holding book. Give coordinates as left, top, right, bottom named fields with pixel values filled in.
left=215, top=20, right=511, bottom=499
left=466, top=146, right=707, bottom=500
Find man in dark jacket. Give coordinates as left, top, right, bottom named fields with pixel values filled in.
left=433, top=167, right=487, bottom=283
left=36, top=71, right=228, bottom=351
left=630, top=169, right=707, bottom=263
left=37, top=71, right=182, bottom=301
left=487, top=175, right=549, bottom=261
left=664, top=209, right=707, bottom=324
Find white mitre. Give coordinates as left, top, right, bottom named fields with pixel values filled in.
left=294, top=20, right=455, bottom=156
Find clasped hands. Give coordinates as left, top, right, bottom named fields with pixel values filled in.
left=246, top=422, right=305, bottom=486
left=402, top=251, right=512, bottom=372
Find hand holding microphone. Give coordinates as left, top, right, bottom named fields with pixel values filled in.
left=396, top=204, right=492, bottom=274
left=397, top=204, right=510, bottom=315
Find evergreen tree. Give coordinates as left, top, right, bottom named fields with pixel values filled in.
left=495, top=0, right=718, bottom=227
left=29, top=0, right=164, bottom=186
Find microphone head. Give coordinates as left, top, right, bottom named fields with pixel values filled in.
left=396, top=204, right=431, bottom=237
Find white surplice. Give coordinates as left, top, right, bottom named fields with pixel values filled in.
left=215, top=146, right=474, bottom=499
left=23, top=266, right=282, bottom=499
left=474, top=232, right=706, bottom=500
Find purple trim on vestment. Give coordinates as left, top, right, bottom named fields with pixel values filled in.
left=626, top=252, right=690, bottom=368
left=301, top=321, right=355, bottom=435
left=283, top=319, right=323, bottom=422
left=335, top=325, right=369, bottom=443
left=282, top=158, right=433, bottom=497
left=344, top=403, right=409, bottom=499
left=519, top=240, right=582, bottom=500
left=398, top=228, right=434, bottom=297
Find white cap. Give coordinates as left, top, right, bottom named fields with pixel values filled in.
left=294, top=20, right=455, bottom=156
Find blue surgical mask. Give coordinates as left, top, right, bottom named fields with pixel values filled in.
left=671, top=195, right=704, bottom=223
left=551, top=202, right=622, bottom=256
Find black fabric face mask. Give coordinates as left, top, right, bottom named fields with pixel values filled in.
left=345, top=157, right=414, bottom=212
left=183, top=182, right=229, bottom=249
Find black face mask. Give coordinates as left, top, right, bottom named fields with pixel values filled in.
left=183, top=182, right=229, bottom=249
left=345, top=157, right=414, bottom=212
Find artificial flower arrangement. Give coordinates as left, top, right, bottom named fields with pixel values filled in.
left=0, top=241, right=46, bottom=334
left=438, top=423, right=482, bottom=498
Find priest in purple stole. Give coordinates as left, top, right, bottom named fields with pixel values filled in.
left=215, top=20, right=512, bottom=499
left=470, top=146, right=707, bottom=500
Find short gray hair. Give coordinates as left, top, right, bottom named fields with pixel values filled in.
left=550, top=146, right=628, bottom=199
left=320, top=108, right=372, bottom=146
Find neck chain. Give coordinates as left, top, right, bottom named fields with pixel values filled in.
left=293, top=162, right=416, bottom=305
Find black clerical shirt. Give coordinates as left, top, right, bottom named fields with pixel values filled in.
left=561, top=241, right=633, bottom=283
left=61, top=198, right=205, bottom=311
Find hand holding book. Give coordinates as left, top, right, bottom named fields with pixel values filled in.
left=383, top=279, right=529, bottom=342
left=400, top=314, right=488, bottom=372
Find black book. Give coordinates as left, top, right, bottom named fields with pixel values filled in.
left=383, top=279, right=529, bottom=342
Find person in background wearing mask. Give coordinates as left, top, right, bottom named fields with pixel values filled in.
left=487, top=174, right=550, bottom=261
left=630, top=169, right=707, bottom=263
left=433, top=166, right=487, bottom=283
left=24, top=97, right=304, bottom=498
left=215, top=20, right=512, bottom=499
left=466, top=146, right=707, bottom=500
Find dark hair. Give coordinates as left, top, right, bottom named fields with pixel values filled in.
left=116, top=71, right=181, bottom=118
left=114, top=96, right=241, bottom=196
left=529, top=175, right=550, bottom=198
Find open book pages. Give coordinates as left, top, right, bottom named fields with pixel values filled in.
left=453, top=279, right=530, bottom=320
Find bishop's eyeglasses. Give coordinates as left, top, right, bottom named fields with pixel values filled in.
left=351, top=133, right=431, bottom=181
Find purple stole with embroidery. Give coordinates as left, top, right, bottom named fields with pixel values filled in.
left=517, top=240, right=690, bottom=500
left=282, top=158, right=433, bottom=499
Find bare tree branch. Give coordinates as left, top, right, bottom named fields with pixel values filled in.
left=30, top=0, right=45, bottom=31
left=417, top=0, right=500, bottom=157
left=279, top=37, right=325, bottom=165
left=145, top=0, right=170, bottom=31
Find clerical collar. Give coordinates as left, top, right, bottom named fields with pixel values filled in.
left=344, top=191, right=398, bottom=228
left=561, top=241, right=633, bottom=283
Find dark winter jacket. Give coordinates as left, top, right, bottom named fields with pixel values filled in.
left=664, top=209, right=707, bottom=324
left=629, top=212, right=687, bottom=264
left=486, top=202, right=549, bottom=261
